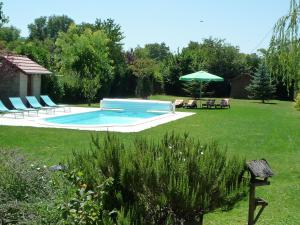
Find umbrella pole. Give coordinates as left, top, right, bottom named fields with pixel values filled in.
left=199, top=81, right=202, bottom=99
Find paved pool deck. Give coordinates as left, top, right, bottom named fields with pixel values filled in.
left=0, top=107, right=195, bottom=132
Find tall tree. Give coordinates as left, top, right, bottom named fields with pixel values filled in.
left=47, top=15, right=74, bottom=40
left=28, top=15, right=74, bottom=41
left=0, top=1, right=9, bottom=27
left=28, top=17, right=48, bottom=41
left=144, top=42, right=171, bottom=61
left=0, top=26, right=20, bottom=43
left=56, top=25, right=113, bottom=105
left=246, top=62, right=276, bottom=103
left=268, top=0, right=300, bottom=96
left=129, top=57, right=159, bottom=98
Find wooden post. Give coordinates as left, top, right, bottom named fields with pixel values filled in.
left=248, top=180, right=255, bottom=225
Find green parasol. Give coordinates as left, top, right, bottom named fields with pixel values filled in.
left=179, top=70, right=224, bottom=98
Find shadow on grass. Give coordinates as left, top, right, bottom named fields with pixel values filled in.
left=250, top=101, right=277, bottom=105
left=178, top=107, right=230, bottom=111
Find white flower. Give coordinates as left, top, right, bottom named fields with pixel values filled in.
left=31, top=164, right=34, bottom=167
left=43, top=165, right=47, bottom=168
left=37, top=167, right=40, bottom=171
left=168, top=145, right=173, bottom=149
left=201, top=151, right=204, bottom=155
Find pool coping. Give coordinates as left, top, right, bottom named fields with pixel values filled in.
left=0, top=107, right=195, bottom=132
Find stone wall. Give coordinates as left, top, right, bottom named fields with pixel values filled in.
left=0, top=71, right=20, bottom=108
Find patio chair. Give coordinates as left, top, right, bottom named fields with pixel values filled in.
left=9, top=97, right=39, bottom=116
left=202, top=99, right=215, bottom=109
left=0, top=100, right=24, bottom=118
left=40, top=95, right=70, bottom=112
left=220, top=98, right=230, bottom=108
left=26, top=96, right=54, bottom=114
left=185, top=100, right=197, bottom=108
left=174, top=99, right=184, bottom=108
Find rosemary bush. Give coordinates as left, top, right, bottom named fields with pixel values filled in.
left=65, top=132, right=247, bottom=224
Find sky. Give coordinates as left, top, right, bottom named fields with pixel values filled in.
left=2, top=0, right=290, bottom=54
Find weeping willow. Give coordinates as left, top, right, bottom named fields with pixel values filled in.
left=268, top=0, right=300, bottom=96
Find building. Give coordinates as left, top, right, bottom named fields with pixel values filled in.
left=230, top=74, right=251, bottom=99
left=0, top=55, right=51, bottom=106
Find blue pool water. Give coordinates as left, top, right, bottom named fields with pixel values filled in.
left=45, top=110, right=166, bottom=126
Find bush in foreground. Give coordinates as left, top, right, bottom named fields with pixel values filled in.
left=0, top=150, right=62, bottom=224
left=64, top=132, right=247, bottom=224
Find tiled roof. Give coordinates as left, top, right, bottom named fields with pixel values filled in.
left=1, top=55, right=51, bottom=75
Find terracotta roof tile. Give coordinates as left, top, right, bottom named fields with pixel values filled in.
left=1, top=55, right=51, bottom=75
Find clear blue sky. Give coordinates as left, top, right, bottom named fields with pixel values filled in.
left=2, top=0, right=290, bottom=53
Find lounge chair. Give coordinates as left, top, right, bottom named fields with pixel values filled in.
left=9, top=97, right=39, bottom=116
left=219, top=98, right=230, bottom=108
left=40, top=95, right=70, bottom=112
left=0, top=100, right=24, bottom=118
left=202, top=99, right=215, bottom=109
left=174, top=99, right=184, bottom=108
left=26, top=96, right=54, bottom=114
left=185, top=100, right=197, bottom=108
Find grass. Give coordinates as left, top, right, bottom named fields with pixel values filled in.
left=0, top=96, right=299, bottom=224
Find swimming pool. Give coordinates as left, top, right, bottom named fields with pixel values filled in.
left=45, top=110, right=166, bottom=126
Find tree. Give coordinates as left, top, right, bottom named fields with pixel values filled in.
left=144, top=42, right=171, bottom=61
left=129, top=57, right=158, bottom=98
left=28, top=15, right=74, bottom=41
left=28, top=17, right=48, bottom=41
left=246, top=62, right=276, bottom=103
left=268, top=0, right=300, bottom=96
left=56, top=25, right=113, bottom=105
left=0, top=1, right=9, bottom=27
left=47, top=15, right=74, bottom=40
left=0, top=26, right=20, bottom=43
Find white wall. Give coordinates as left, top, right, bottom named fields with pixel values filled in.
left=31, top=74, right=41, bottom=98
left=19, top=72, right=27, bottom=100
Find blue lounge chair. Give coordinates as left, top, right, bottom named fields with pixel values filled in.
left=9, top=97, right=39, bottom=116
left=0, top=100, right=24, bottom=118
left=26, top=96, right=54, bottom=114
left=40, top=95, right=70, bottom=112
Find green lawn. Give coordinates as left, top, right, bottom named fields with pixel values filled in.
left=0, top=96, right=299, bottom=224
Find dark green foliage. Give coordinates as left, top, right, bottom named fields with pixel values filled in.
left=65, top=133, right=247, bottom=224
left=0, top=26, right=20, bottom=43
left=0, top=1, right=9, bottom=27
left=182, top=81, right=208, bottom=99
left=14, top=40, right=51, bottom=67
left=0, top=150, right=62, bottom=224
left=144, top=42, right=171, bottom=61
left=246, top=62, right=276, bottom=103
left=295, top=93, right=300, bottom=110
left=28, top=15, right=74, bottom=41
left=129, top=57, right=158, bottom=98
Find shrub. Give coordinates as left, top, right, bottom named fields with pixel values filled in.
left=295, top=93, right=300, bottom=110
left=246, top=62, right=276, bottom=103
left=65, top=132, right=247, bottom=224
left=0, top=149, right=62, bottom=224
